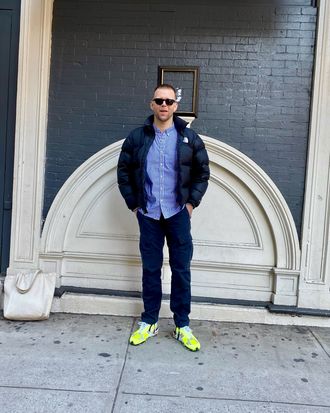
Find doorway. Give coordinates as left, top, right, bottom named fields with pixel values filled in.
left=0, top=0, right=20, bottom=274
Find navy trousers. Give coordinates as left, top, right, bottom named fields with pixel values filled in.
left=137, top=207, right=193, bottom=327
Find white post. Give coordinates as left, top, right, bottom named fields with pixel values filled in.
left=6, top=0, right=54, bottom=275
left=299, top=0, right=330, bottom=310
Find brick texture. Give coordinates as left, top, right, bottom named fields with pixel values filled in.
left=45, top=0, right=317, bottom=235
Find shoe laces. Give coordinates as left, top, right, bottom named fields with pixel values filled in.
left=177, top=326, right=195, bottom=341
left=137, top=321, right=149, bottom=330
left=180, top=326, right=192, bottom=334
left=137, top=321, right=157, bottom=331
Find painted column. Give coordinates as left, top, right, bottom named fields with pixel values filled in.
left=299, top=0, right=330, bottom=310
left=6, top=0, right=53, bottom=275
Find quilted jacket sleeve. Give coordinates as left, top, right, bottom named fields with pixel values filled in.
left=187, top=133, right=210, bottom=208
left=117, top=134, right=138, bottom=211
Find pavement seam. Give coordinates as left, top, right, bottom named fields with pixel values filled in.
left=110, top=317, right=136, bottom=413
left=186, top=395, right=330, bottom=409
left=121, top=391, right=330, bottom=409
left=0, top=384, right=108, bottom=394
left=309, top=328, right=330, bottom=359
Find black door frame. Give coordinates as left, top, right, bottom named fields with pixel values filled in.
left=0, top=0, right=21, bottom=274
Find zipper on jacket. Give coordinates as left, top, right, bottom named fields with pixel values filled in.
left=176, top=132, right=184, bottom=205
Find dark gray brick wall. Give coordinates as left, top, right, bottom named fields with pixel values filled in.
left=45, top=0, right=317, bottom=236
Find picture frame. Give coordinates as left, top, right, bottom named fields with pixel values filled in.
left=158, top=66, right=200, bottom=117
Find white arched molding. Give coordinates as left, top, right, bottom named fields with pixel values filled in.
left=40, top=137, right=300, bottom=306
left=299, top=0, right=330, bottom=310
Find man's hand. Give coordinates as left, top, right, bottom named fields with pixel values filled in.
left=186, top=203, right=193, bottom=218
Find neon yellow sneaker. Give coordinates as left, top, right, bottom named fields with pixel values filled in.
left=129, top=321, right=158, bottom=346
left=173, top=326, right=201, bottom=351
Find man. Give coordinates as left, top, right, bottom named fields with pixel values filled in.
left=117, top=84, right=209, bottom=351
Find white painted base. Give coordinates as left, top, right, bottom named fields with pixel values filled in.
left=272, top=269, right=300, bottom=306
left=298, top=289, right=330, bottom=311
left=50, top=293, right=330, bottom=328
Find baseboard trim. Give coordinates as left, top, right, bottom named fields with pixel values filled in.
left=50, top=293, right=330, bottom=327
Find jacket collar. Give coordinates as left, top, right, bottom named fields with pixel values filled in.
left=144, top=114, right=188, bottom=135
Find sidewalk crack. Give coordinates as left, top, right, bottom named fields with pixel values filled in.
left=110, top=317, right=136, bottom=413
left=309, top=328, right=330, bottom=359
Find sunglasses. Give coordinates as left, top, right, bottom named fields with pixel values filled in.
left=152, top=98, right=176, bottom=106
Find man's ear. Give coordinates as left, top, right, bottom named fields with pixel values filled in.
left=150, top=101, right=154, bottom=111
left=173, top=102, right=178, bottom=113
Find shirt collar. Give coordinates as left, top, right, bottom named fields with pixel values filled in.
left=144, top=115, right=188, bottom=134
left=153, top=123, right=176, bottom=135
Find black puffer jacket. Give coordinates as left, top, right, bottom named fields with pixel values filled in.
left=117, top=115, right=210, bottom=212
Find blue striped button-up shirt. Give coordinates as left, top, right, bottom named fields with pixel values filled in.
left=140, top=124, right=183, bottom=220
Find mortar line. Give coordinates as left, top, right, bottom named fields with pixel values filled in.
left=309, top=328, right=330, bottom=359
left=110, top=317, right=136, bottom=413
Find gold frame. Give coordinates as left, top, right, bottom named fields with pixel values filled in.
left=158, top=66, right=200, bottom=117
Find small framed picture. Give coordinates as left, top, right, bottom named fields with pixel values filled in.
left=158, top=66, right=199, bottom=117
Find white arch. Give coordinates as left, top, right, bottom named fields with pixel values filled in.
left=40, top=136, right=300, bottom=305
left=204, top=136, right=300, bottom=270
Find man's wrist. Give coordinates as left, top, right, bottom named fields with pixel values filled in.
left=186, top=203, right=193, bottom=217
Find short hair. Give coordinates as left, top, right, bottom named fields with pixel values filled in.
left=153, top=83, right=177, bottom=99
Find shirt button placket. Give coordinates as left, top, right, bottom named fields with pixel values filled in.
left=160, top=134, right=165, bottom=204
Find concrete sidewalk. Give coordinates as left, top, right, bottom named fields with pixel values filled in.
left=0, top=314, right=330, bottom=413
